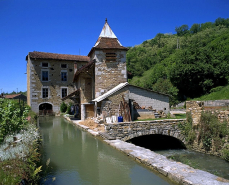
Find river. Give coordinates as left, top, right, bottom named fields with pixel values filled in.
left=156, top=149, right=229, bottom=180
left=38, top=117, right=176, bottom=185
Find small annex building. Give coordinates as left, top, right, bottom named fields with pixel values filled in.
left=3, top=94, right=27, bottom=101
left=26, top=19, right=170, bottom=120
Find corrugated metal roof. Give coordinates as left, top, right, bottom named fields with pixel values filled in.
left=92, top=82, right=129, bottom=102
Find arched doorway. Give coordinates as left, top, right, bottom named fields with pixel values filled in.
left=39, top=103, right=53, bottom=115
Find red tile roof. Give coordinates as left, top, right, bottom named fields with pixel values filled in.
left=88, top=38, right=128, bottom=56
left=95, top=37, right=127, bottom=49
left=27, top=51, right=90, bottom=62
left=5, top=94, right=22, bottom=99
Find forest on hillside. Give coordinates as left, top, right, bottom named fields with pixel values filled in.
left=127, top=17, right=229, bottom=105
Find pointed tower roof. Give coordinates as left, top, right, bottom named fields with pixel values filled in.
left=88, top=19, right=128, bottom=56
left=98, top=18, right=117, bottom=39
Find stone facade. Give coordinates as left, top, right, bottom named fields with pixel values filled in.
left=27, top=53, right=88, bottom=114
left=100, top=87, right=129, bottom=119
left=91, top=50, right=127, bottom=98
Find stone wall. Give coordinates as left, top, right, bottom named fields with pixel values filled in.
left=102, top=119, right=186, bottom=143
left=186, top=101, right=204, bottom=126
left=92, top=50, right=127, bottom=98
left=100, top=87, right=129, bottom=119
left=186, top=101, right=229, bottom=157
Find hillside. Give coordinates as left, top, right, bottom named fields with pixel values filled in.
left=193, top=85, right=229, bottom=101
left=127, top=17, right=229, bottom=105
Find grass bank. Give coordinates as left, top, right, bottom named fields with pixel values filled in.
left=193, top=85, right=229, bottom=101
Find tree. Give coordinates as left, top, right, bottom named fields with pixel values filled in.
left=175, top=25, right=189, bottom=36
left=190, top=23, right=201, bottom=34
left=152, top=78, right=178, bottom=106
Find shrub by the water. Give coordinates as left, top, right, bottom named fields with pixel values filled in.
left=0, top=99, right=42, bottom=184
left=66, top=102, right=73, bottom=115
left=0, top=99, right=29, bottom=143
left=179, top=110, right=229, bottom=161
left=178, top=112, right=196, bottom=145
left=199, top=111, right=228, bottom=151
left=60, top=102, right=67, bottom=113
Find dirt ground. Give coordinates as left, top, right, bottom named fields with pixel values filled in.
left=79, top=119, right=105, bottom=132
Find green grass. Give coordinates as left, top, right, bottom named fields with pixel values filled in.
left=135, top=114, right=186, bottom=121
left=193, top=85, right=229, bottom=101
left=174, top=114, right=186, bottom=119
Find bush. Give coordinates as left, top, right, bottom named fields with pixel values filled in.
left=178, top=112, right=195, bottom=144
left=210, top=86, right=223, bottom=93
left=222, top=144, right=229, bottom=162
left=66, top=103, right=73, bottom=115
left=60, top=102, right=67, bottom=113
left=0, top=99, right=29, bottom=143
left=199, top=111, right=229, bottom=151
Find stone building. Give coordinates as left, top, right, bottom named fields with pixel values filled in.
left=26, top=52, right=89, bottom=115
left=27, top=19, right=170, bottom=119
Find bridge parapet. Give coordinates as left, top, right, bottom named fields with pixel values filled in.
left=100, top=119, right=186, bottom=144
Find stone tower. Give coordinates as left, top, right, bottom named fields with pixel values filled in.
left=88, top=19, right=128, bottom=98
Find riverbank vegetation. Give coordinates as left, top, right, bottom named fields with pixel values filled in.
left=0, top=99, right=41, bottom=184
left=178, top=111, right=229, bottom=162
left=127, top=17, right=229, bottom=105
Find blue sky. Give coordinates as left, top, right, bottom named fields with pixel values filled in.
left=0, top=0, right=229, bottom=93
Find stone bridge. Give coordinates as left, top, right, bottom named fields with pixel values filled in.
left=100, top=119, right=187, bottom=145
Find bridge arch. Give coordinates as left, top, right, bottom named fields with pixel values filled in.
left=127, top=134, right=186, bottom=150
left=103, top=119, right=187, bottom=147
left=122, top=125, right=187, bottom=145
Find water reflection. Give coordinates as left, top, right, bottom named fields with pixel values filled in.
left=39, top=117, right=174, bottom=185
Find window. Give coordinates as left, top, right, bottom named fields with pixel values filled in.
left=42, top=88, right=48, bottom=98
left=42, top=63, right=48, bottom=67
left=42, top=71, right=48, bottom=81
left=61, top=72, right=67, bottom=81
left=106, top=52, right=116, bottom=62
left=61, top=64, right=67, bottom=68
left=62, top=88, right=67, bottom=98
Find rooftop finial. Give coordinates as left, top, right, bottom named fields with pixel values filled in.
left=105, top=18, right=107, bottom=23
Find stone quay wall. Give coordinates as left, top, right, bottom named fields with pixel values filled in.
left=103, top=119, right=186, bottom=143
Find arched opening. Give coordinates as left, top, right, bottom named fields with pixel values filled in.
left=127, top=134, right=186, bottom=151
left=39, top=103, right=53, bottom=116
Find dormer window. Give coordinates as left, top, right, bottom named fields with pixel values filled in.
left=106, top=52, right=116, bottom=62
left=42, top=62, right=48, bottom=68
